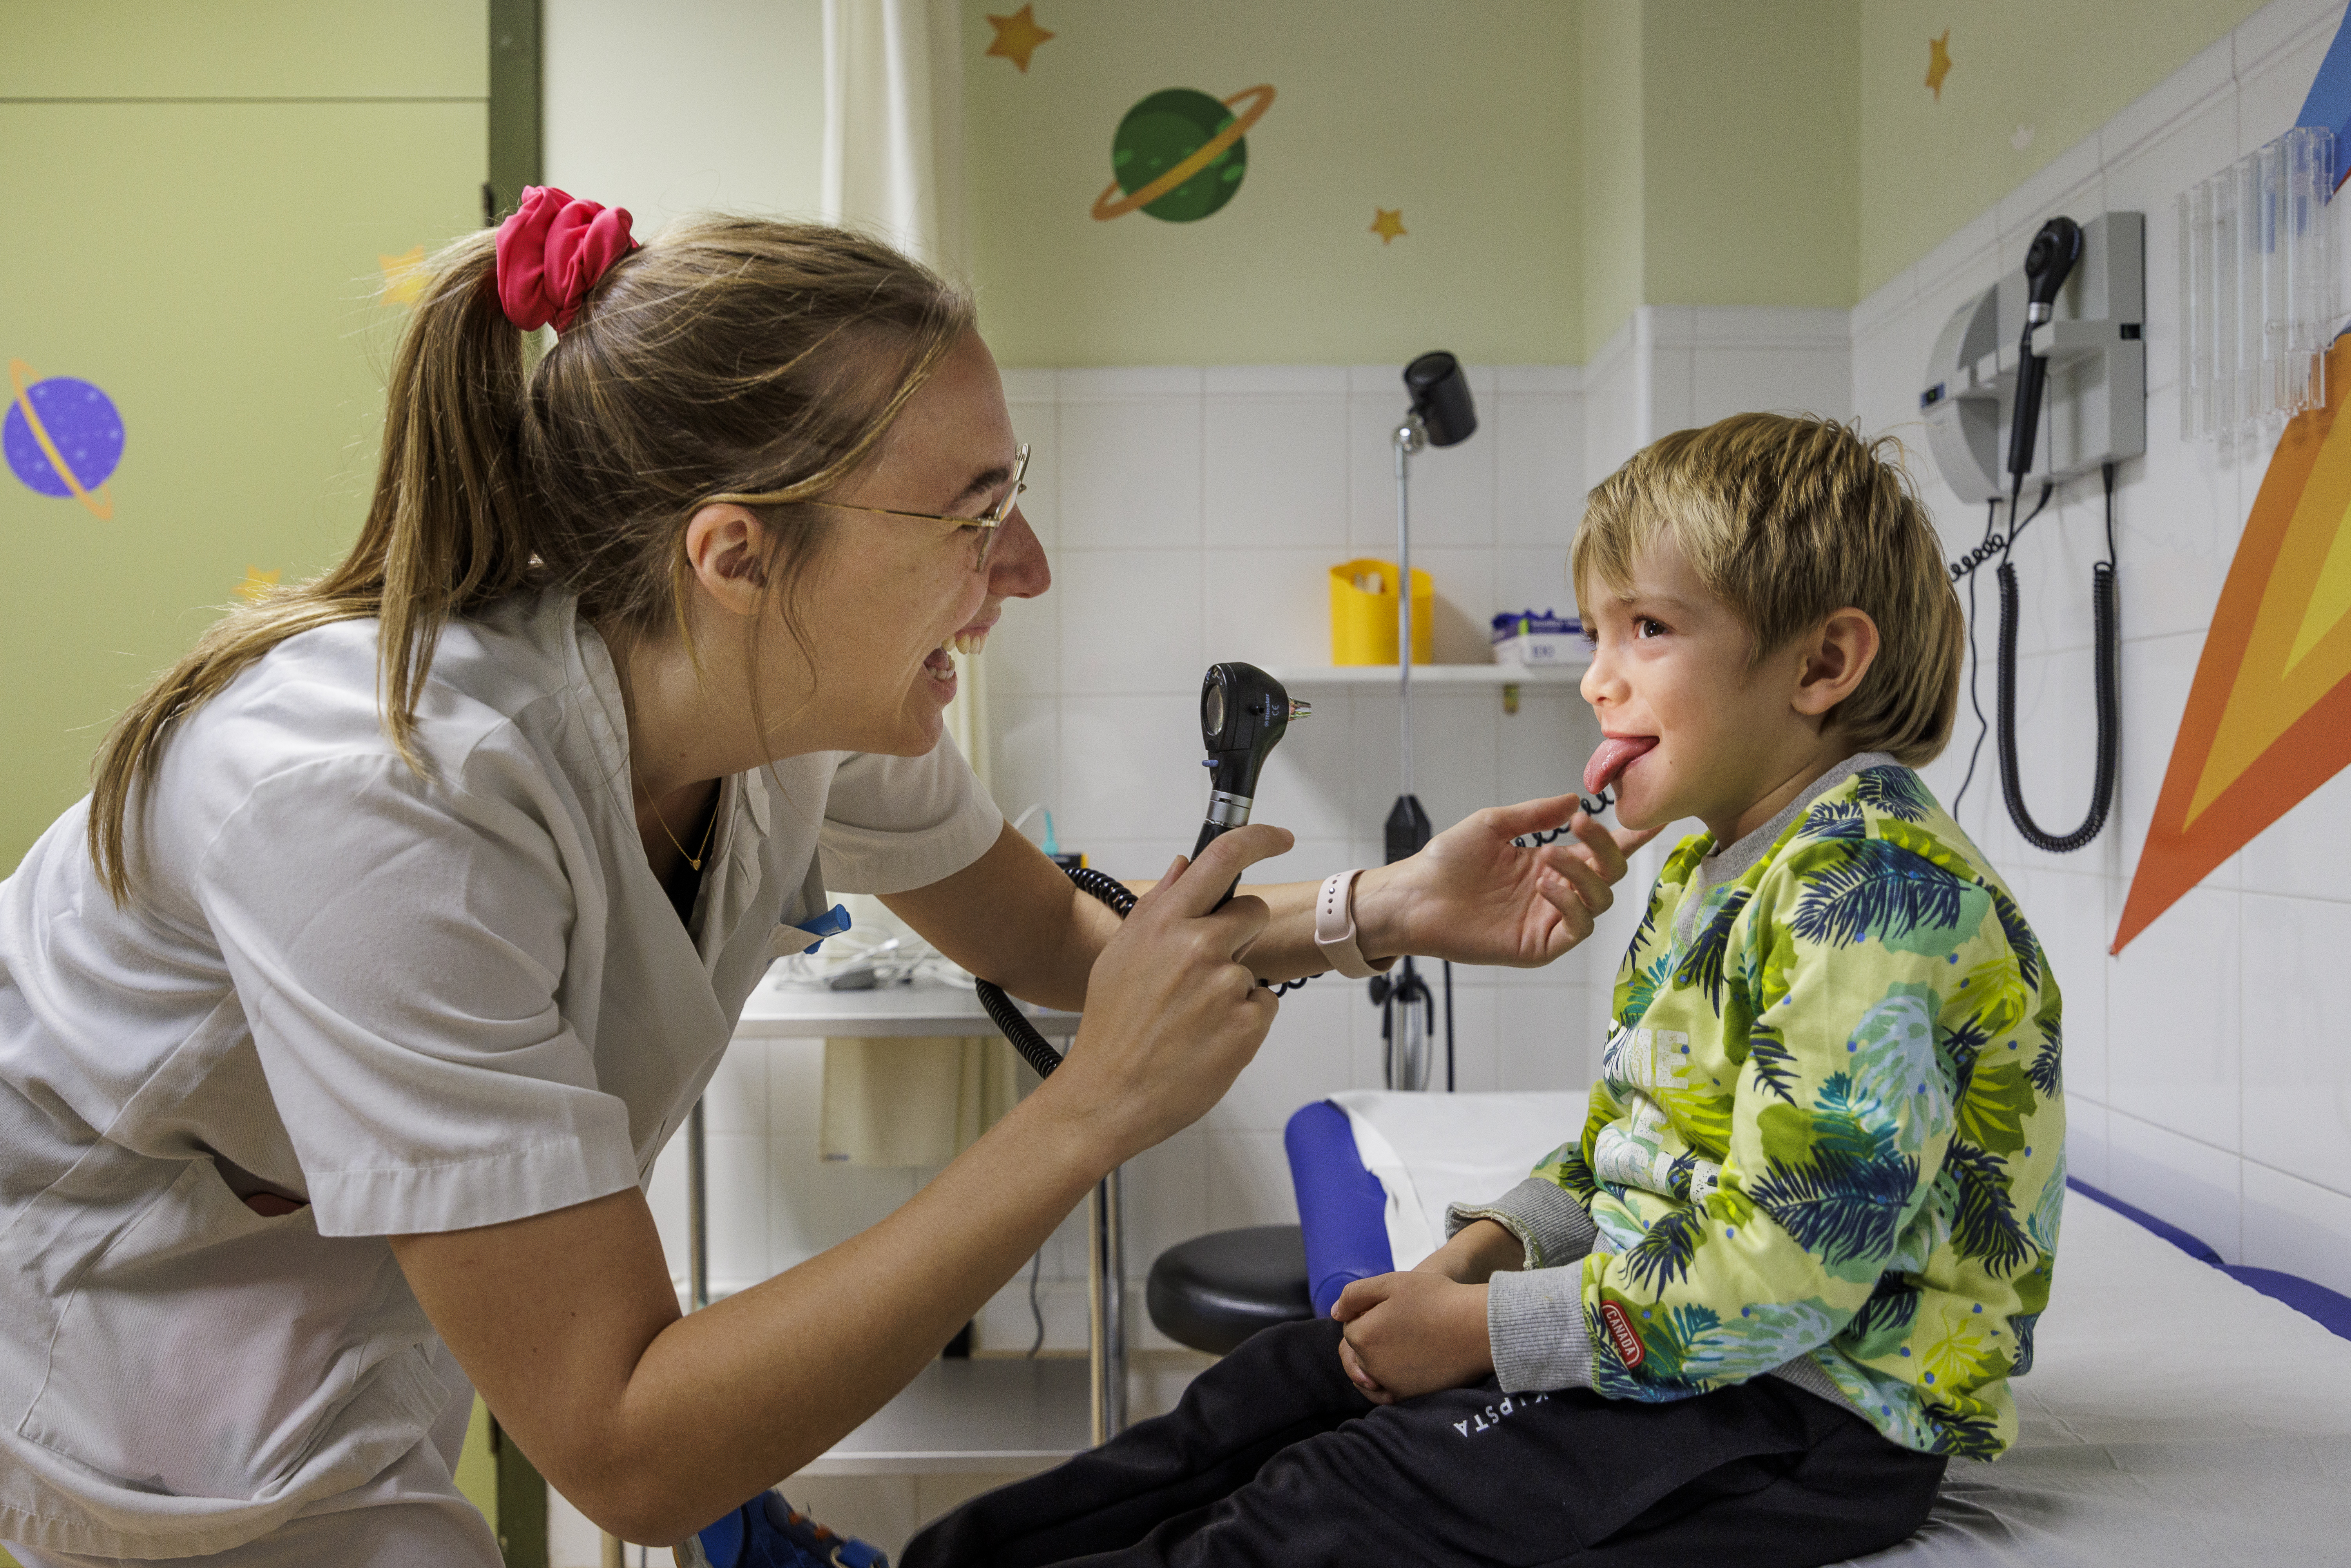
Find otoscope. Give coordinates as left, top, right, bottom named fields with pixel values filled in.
left=1195, top=662, right=1311, bottom=908
left=976, top=661, right=1308, bottom=1080
left=2005, top=216, right=2081, bottom=493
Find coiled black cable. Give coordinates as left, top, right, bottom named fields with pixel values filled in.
left=1511, top=790, right=1612, bottom=848
left=1954, top=485, right=2050, bottom=816
left=975, top=861, right=1312, bottom=1079
left=1994, top=463, right=2121, bottom=852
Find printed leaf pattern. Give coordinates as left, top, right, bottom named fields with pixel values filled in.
left=1789, top=840, right=1967, bottom=947
left=1565, top=763, right=2062, bottom=1460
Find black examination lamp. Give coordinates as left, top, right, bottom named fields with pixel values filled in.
left=1382, top=351, right=1479, bottom=1093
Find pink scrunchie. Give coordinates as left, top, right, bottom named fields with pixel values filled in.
left=495, top=185, right=638, bottom=331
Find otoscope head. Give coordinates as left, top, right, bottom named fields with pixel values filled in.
left=2022, top=217, right=2082, bottom=325
left=1201, top=663, right=1307, bottom=805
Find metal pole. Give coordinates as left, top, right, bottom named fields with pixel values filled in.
left=1394, top=427, right=1416, bottom=797
left=1087, top=1168, right=1127, bottom=1443
left=686, top=1098, right=710, bottom=1312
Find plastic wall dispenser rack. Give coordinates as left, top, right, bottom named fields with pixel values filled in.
left=2178, top=126, right=2337, bottom=445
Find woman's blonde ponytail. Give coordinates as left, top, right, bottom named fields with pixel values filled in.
left=88, top=231, right=534, bottom=900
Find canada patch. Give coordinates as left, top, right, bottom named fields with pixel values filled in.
left=1598, top=1300, right=1645, bottom=1369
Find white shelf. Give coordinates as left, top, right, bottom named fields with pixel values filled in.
left=1266, top=662, right=1586, bottom=687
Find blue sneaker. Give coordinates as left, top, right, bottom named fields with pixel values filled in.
left=677, top=1491, right=889, bottom=1568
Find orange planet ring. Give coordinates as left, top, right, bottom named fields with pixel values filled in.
left=1091, top=84, right=1276, bottom=221
left=8, top=358, right=112, bottom=521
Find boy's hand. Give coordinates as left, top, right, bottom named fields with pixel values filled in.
left=1353, top=795, right=1661, bottom=969
left=1413, top=1219, right=1526, bottom=1285
left=1331, top=1272, right=1494, bottom=1405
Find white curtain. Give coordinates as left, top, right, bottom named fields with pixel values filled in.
left=820, top=0, right=985, bottom=789
left=820, top=3, right=1016, bottom=1171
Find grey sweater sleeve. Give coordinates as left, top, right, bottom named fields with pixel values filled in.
left=1485, top=1266, right=1596, bottom=1393
left=1445, top=1178, right=1598, bottom=1271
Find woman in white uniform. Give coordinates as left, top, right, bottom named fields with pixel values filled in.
left=0, top=191, right=1642, bottom=1565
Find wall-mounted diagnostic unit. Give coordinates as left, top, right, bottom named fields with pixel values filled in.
left=1920, top=212, right=2146, bottom=503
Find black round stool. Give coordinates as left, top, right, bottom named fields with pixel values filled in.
left=1145, top=1224, right=1313, bottom=1355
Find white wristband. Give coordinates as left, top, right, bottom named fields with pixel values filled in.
left=1315, top=869, right=1397, bottom=981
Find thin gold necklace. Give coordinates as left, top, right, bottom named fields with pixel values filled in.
left=644, top=782, right=718, bottom=873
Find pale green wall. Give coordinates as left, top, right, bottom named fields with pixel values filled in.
left=1858, top=0, right=2268, bottom=295
left=1642, top=0, right=1858, bottom=310
left=0, top=5, right=488, bottom=870
left=962, top=0, right=1582, bottom=366
left=1579, top=1, right=1644, bottom=352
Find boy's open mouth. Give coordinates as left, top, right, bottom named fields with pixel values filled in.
left=1585, top=734, right=1657, bottom=795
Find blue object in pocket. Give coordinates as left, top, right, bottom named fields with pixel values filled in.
left=791, top=903, right=853, bottom=954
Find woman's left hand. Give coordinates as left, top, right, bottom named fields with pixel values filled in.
left=1351, top=793, right=1660, bottom=969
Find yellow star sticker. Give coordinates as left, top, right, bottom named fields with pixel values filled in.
left=1926, top=29, right=1953, bottom=101
left=1370, top=208, right=1407, bottom=245
left=378, top=245, right=426, bottom=308
left=985, top=5, right=1054, bottom=72
left=237, top=566, right=281, bottom=602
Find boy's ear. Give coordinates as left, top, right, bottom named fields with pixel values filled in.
left=1790, top=607, right=1881, bottom=719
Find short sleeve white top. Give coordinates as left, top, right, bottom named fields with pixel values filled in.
left=0, top=592, right=1000, bottom=1559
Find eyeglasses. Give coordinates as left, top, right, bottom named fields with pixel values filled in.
left=803, top=443, right=1029, bottom=571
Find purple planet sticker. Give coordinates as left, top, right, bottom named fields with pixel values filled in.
left=6, top=360, right=123, bottom=519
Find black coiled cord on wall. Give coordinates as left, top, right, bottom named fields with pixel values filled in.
left=974, top=862, right=1314, bottom=1079
left=1992, top=463, right=2121, bottom=853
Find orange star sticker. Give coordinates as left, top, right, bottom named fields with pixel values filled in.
left=985, top=5, right=1054, bottom=72
left=1370, top=208, right=1407, bottom=244
left=237, top=566, right=281, bottom=602
left=378, top=245, right=426, bottom=308
left=1926, top=29, right=1953, bottom=101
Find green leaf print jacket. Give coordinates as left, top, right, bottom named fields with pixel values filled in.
left=1449, top=754, right=2064, bottom=1459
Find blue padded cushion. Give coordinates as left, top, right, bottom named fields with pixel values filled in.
left=2067, top=1177, right=2222, bottom=1264
left=1284, top=1100, right=1393, bottom=1317
left=2222, top=1265, right=2351, bottom=1342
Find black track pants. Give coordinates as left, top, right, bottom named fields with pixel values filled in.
left=903, top=1318, right=1945, bottom=1568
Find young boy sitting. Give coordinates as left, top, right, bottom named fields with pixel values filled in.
left=905, top=414, right=2062, bottom=1568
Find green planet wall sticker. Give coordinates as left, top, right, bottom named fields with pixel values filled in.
left=1092, top=85, right=1275, bottom=223
left=7, top=359, right=122, bottom=520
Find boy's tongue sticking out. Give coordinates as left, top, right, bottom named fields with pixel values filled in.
left=1583, top=735, right=1656, bottom=797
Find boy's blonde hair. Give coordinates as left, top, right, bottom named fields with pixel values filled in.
left=1572, top=413, right=1964, bottom=767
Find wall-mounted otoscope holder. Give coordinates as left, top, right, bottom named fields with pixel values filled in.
left=1921, top=211, right=2145, bottom=504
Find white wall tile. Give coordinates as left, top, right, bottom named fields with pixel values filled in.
left=2102, top=97, right=2239, bottom=400
left=985, top=570, right=1060, bottom=699
left=1202, top=547, right=1346, bottom=674
left=2240, top=892, right=2351, bottom=1195
left=2240, top=765, right=2351, bottom=901
left=706, top=1130, right=772, bottom=1293
left=1204, top=396, right=1349, bottom=550
left=768, top=1134, right=918, bottom=1271
left=1056, top=551, right=1201, bottom=695
left=1498, top=982, right=1596, bottom=1093
left=767, top=1037, right=822, bottom=1138
left=2066, top=1095, right=2112, bottom=1191
left=1690, top=344, right=1852, bottom=425
left=1494, top=392, right=1585, bottom=549
left=1058, top=394, right=1201, bottom=550
left=985, top=695, right=1059, bottom=828
left=1207, top=980, right=1356, bottom=1132
left=2242, top=1159, right=2351, bottom=1297
left=2108, top=885, right=2241, bottom=1150
left=1205, top=1130, right=1299, bottom=1229
left=2099, top=33, right=2233, bottom=168
left=1123, top=1125, right=1210, bottom=1269
left=2106, top=1108, right=2244, bottom=1262
left=1349, top=690, right=1501, bottom=845
left=2113, top=631, right=2229, bottom=887
left=703, top=1034, right=769, bottom=1135
left=2012, top=866, right=2112, bottom=1108
left=1058, top=694, right=1210, bottom=847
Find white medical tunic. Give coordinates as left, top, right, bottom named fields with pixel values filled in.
left=0, top=592, right=1002, bottom=1560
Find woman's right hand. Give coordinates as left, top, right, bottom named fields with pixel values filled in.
left=1043, top=824, right=1293, bottom=1161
